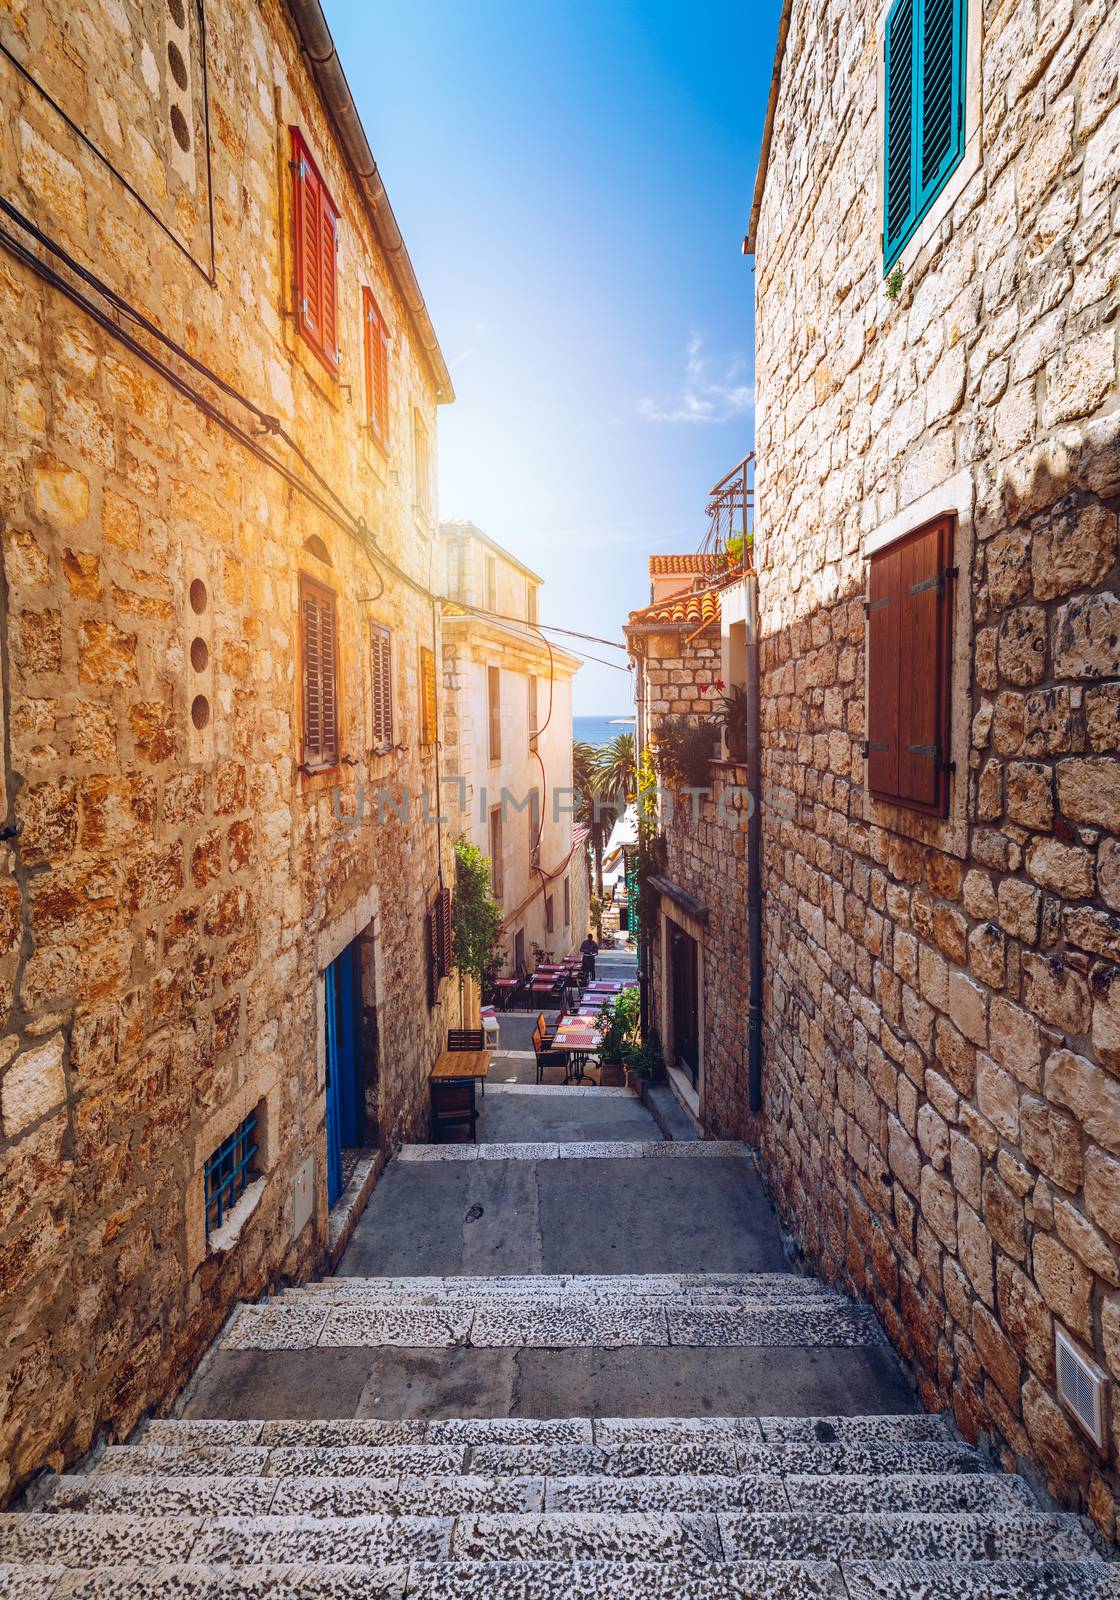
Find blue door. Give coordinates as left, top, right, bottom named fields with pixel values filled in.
left=325, top=938, right=364, bottom=1206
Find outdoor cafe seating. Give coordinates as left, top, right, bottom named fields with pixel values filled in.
left=430, top=1028, right=490, bottom=1142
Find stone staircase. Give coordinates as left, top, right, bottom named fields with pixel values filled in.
left=2, top=1409, right=1115, bottom=1596
left=3, top=1132, right=1116, bottom=1595
left=3, top=1277, right=1115, bottom=1597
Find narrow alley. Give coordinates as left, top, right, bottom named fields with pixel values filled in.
left=2, top=1014, right=1114, bottom=1594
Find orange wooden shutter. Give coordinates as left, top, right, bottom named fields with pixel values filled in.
left=420, top=646, right=437, bottom=744
left=866, top=517, right=954, bottom=815
left=363, top=288, right=390, bottom=445
left=300, top=576, right=339, bottom=767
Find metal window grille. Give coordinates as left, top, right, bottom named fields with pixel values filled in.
left=204, top=1111, right=258, bottom=1240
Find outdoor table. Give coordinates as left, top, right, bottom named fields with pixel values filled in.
left=493, top=977, right=521, bottom=1011
left=586, top=982, right=622, bottom=994
left=429, top=1049, right=490, bottom=1141
left=551, top=1023, right=600, bottom=1085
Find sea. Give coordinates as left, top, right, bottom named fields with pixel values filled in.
left=573, top=714, right=636, bottom=748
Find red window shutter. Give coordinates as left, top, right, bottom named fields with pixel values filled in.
left=867, top=516, right=954, bottom=816
left=291, top=129, right=339, bottom=374
left=370, top=622, right=392, bottom=750
left=300, top=576, right=339, bottom=767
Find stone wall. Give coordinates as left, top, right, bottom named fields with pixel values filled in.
left=0, top=0, right=457, bottom=1501
left=753, top=0, right=1120, bottom=1534
left=650, top=763, right=752, bottom=1137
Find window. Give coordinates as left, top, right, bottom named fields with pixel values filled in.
left=545, top=893, right=554, bottom=935
left=527, top=582, right=539, bottom=625
left=865, top=515, right=955, bottom=816
left=413, top=410, right=431, bottom=519
left=563, top=874, right=570, bottom=928
left=883, top=0, right=967, bottom=268
left=489, top=806, right=504, bottom=901
left=514, top=928, right=525, bottom=975
left=529, top=788, right=541, bottom=869
left=485, top=554, right=497, bottom=613
left=426, top=885, right=452, bottom=1004
left=370, top=623, right=392, bottom=751
left=291, top=129, right=339, bottom=374
left=204, top=1110, right=258, bottom=1240
left=362, top=287, right=390, bottom=447
left=487, top=665, right=502, bottom=762
left=420, top=646, right=437, bottom=745
left=300, top=575, right=339, bottom=768
left=528, top=675, right=539, bottom=751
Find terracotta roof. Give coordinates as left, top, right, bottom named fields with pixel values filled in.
left=626, top=590, right=722, bottom=629
left=648, top=553, right=725, bottom=576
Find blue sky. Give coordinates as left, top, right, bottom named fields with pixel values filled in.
left=323, top=0, right=782, bottom=712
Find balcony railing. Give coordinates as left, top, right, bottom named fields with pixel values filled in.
left=699, top=453, right=754, bottom=573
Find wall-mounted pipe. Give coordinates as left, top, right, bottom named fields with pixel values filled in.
left=745, top=571, right=763, bottom=1114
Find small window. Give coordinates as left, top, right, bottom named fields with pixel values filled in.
left=487, top=665, right=501, bottom=762
left=489, top=806, right=504, bottom=901
left=363, top=287, right=390, bottom=447
left=883, top=0, right=967, bottom=268
left=527, top=582, right=539, bottom=625
left=485, top=554, right=497, bottom=614
left=413, top=410, right=431, bottom=519
left=204, top=1110, right=258, bottom=1240
left=291, top=129, right=340, bottom=374
left=545, top=893, right=554, bottom=935
left=563, top=875, right=570, bottom=928
left=420, top=645, right=437, bottom=745
left=866, top=515, right=955, bottom=816
left=300, top=575, right=339, bottom=768
left=529, top=788, right=541, bottom=869
left=514, top=927, right=525, bottom=975
left=528, top=675, right=539, bottom=751
left=370, top=623, right=392, bottom=751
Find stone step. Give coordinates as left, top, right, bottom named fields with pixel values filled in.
left=40, top=1471, right=1037, bottom=1519
left=396, top=1140, right=752, bottom=1161
left=137, top=1413, right=954, bottom=1449
left=0, top=1560, right=1115, bottom=1600
left=97, top=1437, right=987, bottom=1481
left=219, top=1299, right=886, bottom=1351
left=0, top=1511, right=1098, bottom=1568
left=289, top=1273, right=835, bottom=1300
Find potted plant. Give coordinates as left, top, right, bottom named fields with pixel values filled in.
left=596, top=988, right=640, bottom=1069
left=621, top=1031, right=665, bottom=1092
left=715, top=684, right=749, bottom=762
left=651, top=715, right=718, bottom=791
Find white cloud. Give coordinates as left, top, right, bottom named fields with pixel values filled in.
left=638, top=334, right=754, bottom=424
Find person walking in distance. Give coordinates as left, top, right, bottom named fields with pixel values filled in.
left=580, top=932, right=598, bottom=984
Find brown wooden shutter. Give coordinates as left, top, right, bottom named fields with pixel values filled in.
left=866, top=516, right=954, bottom=816
left=425, top=904, right=439, bottom=1006
left=300, top=576, right=339, bottom=767
left=370, top=623, right=392, bottom=750
left=437, top=885, right=453, bottom=978
left=291, top=130, right=339, bottom=375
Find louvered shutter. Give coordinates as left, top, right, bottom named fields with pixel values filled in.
left=421, top=647, right=437, bottom=745
left=291, top=130, right=340, bottom=373
left=437, top=885, right=453, bottom=978
left=425, top=905, right=439, bottom=1006
left=370, top=623, right=393, bottom=751
left=867, top=517, right=954, bottom=816
left=376, top=320, right=390, bottom=442
left=363, top=290, right=391, bottom=446
left=883, top=0, right=965, bottom=268
left=918, top=0, right=965, bottom=204
left=883, top=0, right=916, bottom=266
left=301, top=577, right=339, bottom=768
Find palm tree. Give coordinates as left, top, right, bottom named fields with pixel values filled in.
left=596, top=732, right=636, bottom=820
left=572, top=740, right=606, bottom=899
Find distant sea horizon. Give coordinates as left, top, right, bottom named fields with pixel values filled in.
left=573, top=713, right=635, bottom=748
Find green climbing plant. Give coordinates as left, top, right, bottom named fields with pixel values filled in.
left=451, top=839, right=504, bottom=992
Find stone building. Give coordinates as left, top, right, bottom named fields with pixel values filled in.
left=0, top=0, right=459, bottom=1500
left=743, top=0, right=1120, bottom=1536
left=439, top=520, right=588, bottom=972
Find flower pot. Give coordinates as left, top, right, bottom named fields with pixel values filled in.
left=725, top=728, right=748, bottom=762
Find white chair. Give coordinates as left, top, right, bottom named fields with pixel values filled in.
left=480, top=1006, right=500, bottom=1051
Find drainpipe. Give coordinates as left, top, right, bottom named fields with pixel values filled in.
left=746, top=570, right=763, bottom=1114
left=633, top=648, right=649, bottom=1041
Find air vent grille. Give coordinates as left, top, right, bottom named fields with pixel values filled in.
left=1056, top=1326, right=1105, bottom=1448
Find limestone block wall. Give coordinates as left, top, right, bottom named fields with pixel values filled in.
left=0, top=0, right=456, bottom=1501
left=753, top=0, right=1120, bottom=1534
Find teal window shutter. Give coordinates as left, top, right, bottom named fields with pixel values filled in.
left=883, top=0, right=967, bottom=270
